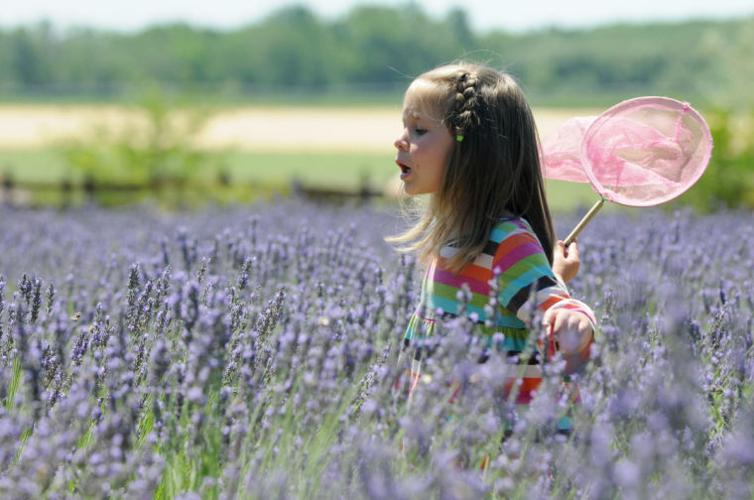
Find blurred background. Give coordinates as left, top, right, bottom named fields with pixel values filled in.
left=0, top=0, right=752, bottom=211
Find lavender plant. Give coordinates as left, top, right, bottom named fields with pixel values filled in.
left=0, top=202, right=751, bottom=498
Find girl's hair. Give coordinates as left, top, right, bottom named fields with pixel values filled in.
left=388, top=62, right=555, bottom=271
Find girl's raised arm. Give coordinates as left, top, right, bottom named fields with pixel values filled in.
left=493, top=228, right=596, bottom=374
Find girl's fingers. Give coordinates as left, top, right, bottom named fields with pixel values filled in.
left=567, top=241, right=579, bottom=260
left=544, top=309, right=593, bottom=342
left=550, top=310, right=593, bottom=353
left=569, top=314, right=584, bottom=331
left=544, top=309, right=591, bottom=331
left=552, top=309, right=572, bottom=333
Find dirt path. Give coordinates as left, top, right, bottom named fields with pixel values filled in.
left=0, top=105, right=601, bottom=152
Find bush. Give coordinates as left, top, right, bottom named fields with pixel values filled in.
left=60, top=92, right=222, bottom=191
left=683, top=108, right=754, bottom=211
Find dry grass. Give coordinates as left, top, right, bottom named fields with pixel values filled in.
left=0, top=104, right=602, bottom=153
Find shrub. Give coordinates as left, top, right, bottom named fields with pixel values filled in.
left=683, top=108, right=754, bottom=211
left=60, top=91, right=223, bottom=203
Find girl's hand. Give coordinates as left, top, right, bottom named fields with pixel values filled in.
left=542, top=308, right=593, bottom=355
left=552, top=240, right=580, bottom=284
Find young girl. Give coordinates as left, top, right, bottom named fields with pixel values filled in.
left=389, top=62, right=596, bottom=436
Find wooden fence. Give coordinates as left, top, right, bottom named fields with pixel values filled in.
left=0, top=171, right=385, bottom=208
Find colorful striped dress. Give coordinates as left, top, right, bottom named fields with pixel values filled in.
left=402, top=216, right=596, bottom=432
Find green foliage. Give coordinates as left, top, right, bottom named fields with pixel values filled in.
left=0, top=10, right=752, bottom=107
left=683, top=109, right=754, bottom=211
left=4, top=357, right=22, bottom=412
left=60, top=92, right=221, bottom=188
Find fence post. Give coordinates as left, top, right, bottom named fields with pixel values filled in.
left=83, top=175, right=96, bottom=205
left=290, top=177, right=303, bottom=198
left=1, top=171, right=13, bottom=208
left=61, top=177, right=72, bottom=209
left=359, top=172, right=371, bottom=204
left=217, top=168, right=230, bottom=187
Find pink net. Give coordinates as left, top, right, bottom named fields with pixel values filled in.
left=542, top=116, right=594, bottom=183
left=542, top=97, right=712, bottom=207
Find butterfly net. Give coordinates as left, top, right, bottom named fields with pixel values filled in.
left=543, top=97, right=712, bottom=207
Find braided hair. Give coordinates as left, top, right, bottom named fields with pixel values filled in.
left=446, top=71, right=481, bottom=140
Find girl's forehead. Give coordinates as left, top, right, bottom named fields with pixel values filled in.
left=402, top=79, right=446, bottom=121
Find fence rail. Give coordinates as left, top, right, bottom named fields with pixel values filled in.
left=0, top=171, right=385, bottom=208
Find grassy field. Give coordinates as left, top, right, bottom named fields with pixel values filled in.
left=0, top=148, right=394, bottom=187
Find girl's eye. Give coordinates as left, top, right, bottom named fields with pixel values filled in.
left=413, top=128, right=427, bottom=136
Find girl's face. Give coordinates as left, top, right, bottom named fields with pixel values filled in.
left=394, top=83, right=454, bottom=196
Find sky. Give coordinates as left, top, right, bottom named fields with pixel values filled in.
left=0, top=0, right=752, bottom=33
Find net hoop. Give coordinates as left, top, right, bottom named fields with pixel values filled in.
left=580, top=96, right=713, bottom=207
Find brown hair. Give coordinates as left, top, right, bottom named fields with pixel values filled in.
left=388, top=62, right=555, bottom=271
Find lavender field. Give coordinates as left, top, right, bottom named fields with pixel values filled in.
left=0, top=201, right=752, bottom=498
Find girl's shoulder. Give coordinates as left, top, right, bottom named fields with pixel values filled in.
left=490, top=215, right=535, bottom=243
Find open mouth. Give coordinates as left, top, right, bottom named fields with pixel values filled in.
left=396, top=160, right=412, bottom=176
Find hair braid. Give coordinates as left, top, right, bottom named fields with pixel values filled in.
left=447, top=71, right=480, bottom=137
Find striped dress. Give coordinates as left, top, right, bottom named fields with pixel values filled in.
left=402, top=216, right=596, bottom=431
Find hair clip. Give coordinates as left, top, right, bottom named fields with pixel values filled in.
left=456, top=134, right=464, bottom=142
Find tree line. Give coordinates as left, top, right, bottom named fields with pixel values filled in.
left=0, top=4, right=752, bottom=106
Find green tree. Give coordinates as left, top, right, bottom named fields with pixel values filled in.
left=683, top=109, right=754, bottom=211
left=61, top=92, right=217, bottom=187
left=10, top=25, right=54, bottom=87
left=249, top=6, right=334, bottom=87
left=0, top=8, right=751, bottom=106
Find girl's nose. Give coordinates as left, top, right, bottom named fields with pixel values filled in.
left=394, top=131, right=408, bottom=151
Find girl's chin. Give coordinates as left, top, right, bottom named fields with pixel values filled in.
left=402, top=184, right=421, bottom=196
left=403, top=183, right=439, bottom=196
left=401, top=178, right=438, bottom=196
